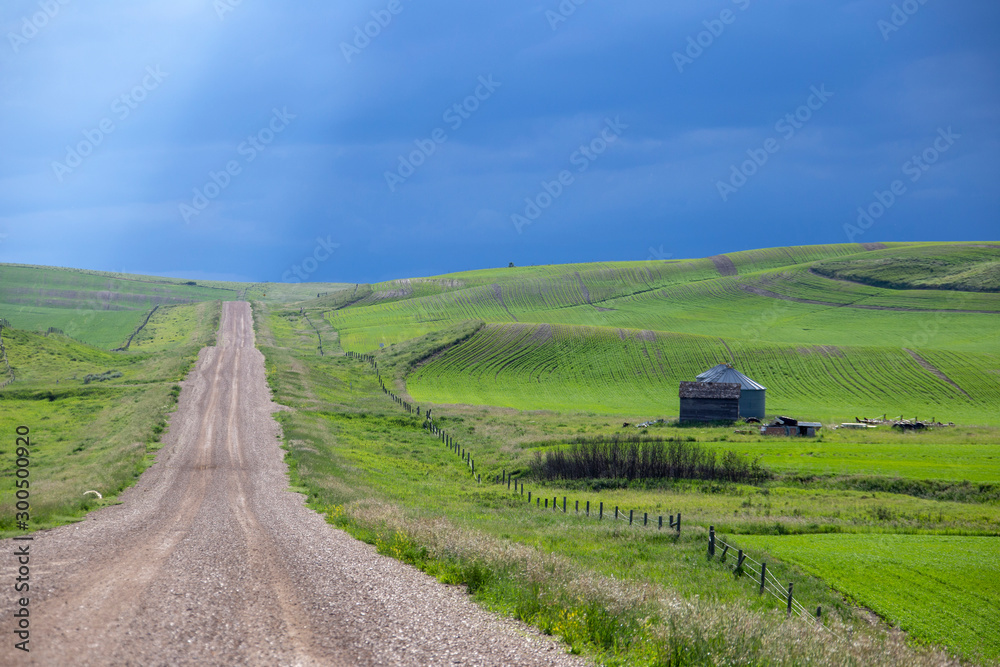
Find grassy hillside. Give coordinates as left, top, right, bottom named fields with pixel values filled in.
left=403, top=322, right=1000, bottom=424
left=4, top=242, right=998, bottom=664
left=257, top=300, right=997, bottom=665
left=0, top=301, right=220, bottom=533
left=310, top=243, right=1000, bottom=426
left=812, top=244, right=1000, bottom=292
left=0, top=264, right=239, bottom=309
left=0, top=263, right=353, bottom=349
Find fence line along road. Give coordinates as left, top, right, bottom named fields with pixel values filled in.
left=349, top=350, right=683, bottom=535
left=349, top=350, right=846, bottom=636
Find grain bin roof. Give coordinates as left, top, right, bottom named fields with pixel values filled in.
left=696, top=364, right=766, bottom=391
left=679, top=381, right=741, bottom=399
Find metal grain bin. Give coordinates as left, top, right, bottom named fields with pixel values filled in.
left=696, top=364, right=766, bottom=419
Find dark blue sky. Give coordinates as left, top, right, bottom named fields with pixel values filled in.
left=1, top=1, right=997, bottom=283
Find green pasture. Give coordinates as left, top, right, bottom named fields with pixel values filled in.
left=0, top=263, right=236, bottom=309
left=734, top=533, right=1000, bottom=662
left=259, top=303, right=994, bottom=664
left=403, top=322, right=1000, bottom=425
left=0, top=305, right=146, bottom=349
left=4, top=243, right=999, bottom=664
left=812, top=243, right=1000, bottom=292
left=0, top=301, right=220, bottom=534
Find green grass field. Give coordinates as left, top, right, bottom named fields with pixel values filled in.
left=812, top=244, right=1000, bottom=292
left=4, top=243, right=998, bottom=665
left=401, top=321, right=999, bottom=425
left=258, top=300, right=999, bottom=665
left=0, top=301, right=220, bottom=533
left=270, top=242, right=1000, bottom=663
left=734, top=533, right=1000, bottom=662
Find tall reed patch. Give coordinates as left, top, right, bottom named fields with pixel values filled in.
left=532, top=436, right=770, bottom=485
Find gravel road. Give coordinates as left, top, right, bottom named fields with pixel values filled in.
left=2, top=302, right=582, bottom=666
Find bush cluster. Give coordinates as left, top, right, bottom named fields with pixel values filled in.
left=532, top=436, right=769, bottom=484
left=82, top=370, right=123, bottom=384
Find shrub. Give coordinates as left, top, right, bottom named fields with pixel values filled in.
left=531, top=437, right=770, bottom=484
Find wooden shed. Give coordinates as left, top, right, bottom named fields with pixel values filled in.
left=679, top=381, right=741, bottom=423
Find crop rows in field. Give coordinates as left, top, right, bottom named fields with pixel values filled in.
left=908, top=349, right=1000, bottom=409
left=0, top=265, right=233, bottom=310
left=736, top=265, right=1000, bottom=312
left=406, top=322, right=1000, bottom=421
left=331, top=259, right=732, bottom=350
left=721, top=243, right=893, bottom=275
left=733, top=533, right=1000, bottom=662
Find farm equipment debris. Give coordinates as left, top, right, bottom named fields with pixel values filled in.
left=891, top=418, right=955, bottom=431
left=837, top=414, right=956, bottom=430
left=635, top=419, right=665, bottom=428
left=760, top=416, right=821, bottom=437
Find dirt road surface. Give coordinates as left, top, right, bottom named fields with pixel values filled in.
left=2, top=302, right=581, bottom=666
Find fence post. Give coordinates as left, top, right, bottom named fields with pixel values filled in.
left=735, top=550, right=746, bottom=577
left=615, top=506, right=618, bottom=520
left=629, top=510, right=633, bottom=526
left=816, top=606, right=822, bottom=619
left=599, top=502, right=603, bottom=520
left=545, top=498, right=548, bottom=509
left=787, top=583, right=794, bottom=617
left=508, top=476, right=511, bottom=491
left=709, top=526, right=715, bottom=557
left=586, top=501, right=590, bottom=516
left=644, top=512, right=648, bottom=527
left=563, top=497, right=567, bottom=513
left=677, top=512, right=681, bottom=534
left=658, top=516, right=663, bottom=530
left=760, top=562, right=767, bottom=596
left=528, top=491, right=531, bottom=503
left=575, top=500, right=579, bottom=514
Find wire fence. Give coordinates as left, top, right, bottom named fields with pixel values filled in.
left=349, top=350, right=846, bottom=633
left=709, top=528, right=843, bottom=640
left=300, top=308, right=327, bottom=356
left=112, top=305, right=159, bottom=352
